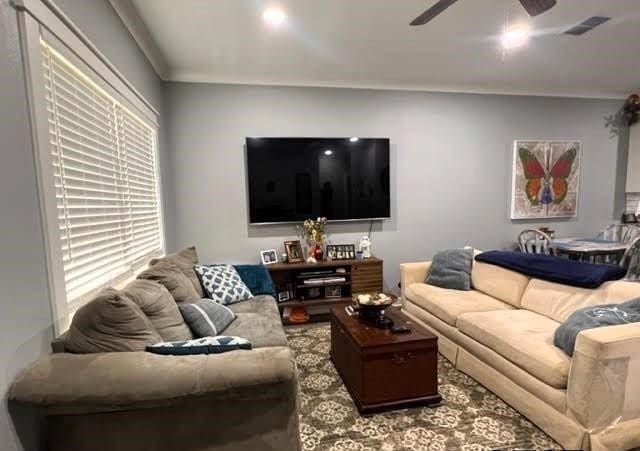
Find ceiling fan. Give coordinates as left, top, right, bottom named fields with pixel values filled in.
left=410, top=0, right=557, bottom=26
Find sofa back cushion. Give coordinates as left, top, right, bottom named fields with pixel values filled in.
left=65, top=288, right=161, bottom=353
left=122, top=280, right=193, bottom=342
left=522, top=279, right=640, bottom=322
left=149, top=246, right=203, bottom=297
left=137, top=260, right=201, bottom=303
left=471, top=261, right=530, bottom=307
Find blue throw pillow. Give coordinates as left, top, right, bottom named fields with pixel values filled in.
left=426, top=248, right=473, bottom=291
left=554, top=298, right=640, bottom=356
left=234, top=264, right=276, bottom=296
left=178, top=299, right=235, bottom=337
left=146, top=336, right=252, bottom=355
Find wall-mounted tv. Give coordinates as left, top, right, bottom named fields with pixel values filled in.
left=246, top=137, right=390, bottom=224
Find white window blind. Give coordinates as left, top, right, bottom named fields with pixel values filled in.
left=41, top=40, right=163, bottom=307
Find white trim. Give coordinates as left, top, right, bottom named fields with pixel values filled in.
left=17, top=12, right=69, bottom=335
left=167, top=72, right=627, bottom=101
left=12, top=0, right=159, bottom=122
left=108, top=0, right=169, bottom=80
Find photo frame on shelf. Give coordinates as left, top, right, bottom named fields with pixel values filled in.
left=277, top=291, right=290, bottom=302
left=284, top=240, right=304, bottom=263
left=326, top=244, right=356, bottom=261
left=260, top=249, right=278, bottom=265
left=325, top=286, right=342, bottom=299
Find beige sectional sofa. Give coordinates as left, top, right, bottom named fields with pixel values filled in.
left=401, top=258, right=640, bottom=451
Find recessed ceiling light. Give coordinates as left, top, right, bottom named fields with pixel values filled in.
left=324, top=149, right=333, bottom=156
left=349, top=137, right=359, bottom=142
left=502, top=25, right=530, bottom=50
left=262, top=6, right=287, bottom=28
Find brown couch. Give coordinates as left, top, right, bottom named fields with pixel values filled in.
left=401, top=256, right=640, bottom=451
left=9, top=248, right=301, bottom=451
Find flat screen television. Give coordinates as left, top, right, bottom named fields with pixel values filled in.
left=246, top=137, right=390, bottom=224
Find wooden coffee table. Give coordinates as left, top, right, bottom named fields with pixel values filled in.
left=330, top=305, right=441, bottom=414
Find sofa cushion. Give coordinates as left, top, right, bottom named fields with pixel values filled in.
left=149, top=246, right=203, bottom=297
left=65, top=288, right=162, bottom=353
left=137, top=260, right=201, bottom=303
left=223, top=313, right=288, bottom=348
left=457, top=310, right=570, bottom=388
left=228, top=295, right=280, bottom=318
left=178, top=299, right=236, bottom=337
left=471, top=261, right=530, bottom=307
left=121, top=280, right=193, bottom=342
left=405, top=283, right=513, bottom=326
left=521, top=278, right=608, bottom=323
left=146, top=336, right=252, bottom=355
left=194, top=264, right=253, bottom=305
left=426, top=248, right=473, bottom=291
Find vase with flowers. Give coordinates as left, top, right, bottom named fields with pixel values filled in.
left=300, top=217, right=327, bottom=263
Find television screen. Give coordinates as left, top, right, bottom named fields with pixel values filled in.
left=246, top=137, right=390, bottom=224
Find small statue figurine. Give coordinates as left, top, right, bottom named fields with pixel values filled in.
left=358, top=236, right=372, bottom=259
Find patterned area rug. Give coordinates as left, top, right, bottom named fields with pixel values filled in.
left=286, top=324, right=560, bottom=451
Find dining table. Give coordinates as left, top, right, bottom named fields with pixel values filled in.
left=551, top=237, right=631, bottom=264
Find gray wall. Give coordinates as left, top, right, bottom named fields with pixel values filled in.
left=165, top=82, right=622, bottom=291
left=0, top=0, right=164, bottom=449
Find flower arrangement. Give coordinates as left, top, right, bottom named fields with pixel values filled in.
left=299, top=217, right=327, bottom=261
left=301, top=217, right=327, bottom=246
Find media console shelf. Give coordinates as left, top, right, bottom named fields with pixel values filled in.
left=267, top=257, right=383, bottom=325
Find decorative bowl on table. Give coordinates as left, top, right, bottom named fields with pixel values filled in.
left=353, top=293, right=394, bottom=327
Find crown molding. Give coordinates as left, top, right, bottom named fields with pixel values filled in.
left=108, top=0, right=169, bottom=79
left=167, top=71, right=627, bottom=100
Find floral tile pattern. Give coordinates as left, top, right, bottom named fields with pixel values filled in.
left=286, top=324, right=560, bottom=451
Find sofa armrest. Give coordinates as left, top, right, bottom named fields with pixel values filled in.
left=10, top=346, right=297, bottom=415
left=567, top=322, right=640, bottom=432
left=400, top=261, right=432, bottom=299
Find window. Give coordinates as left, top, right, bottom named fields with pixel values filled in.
left=16, top=0, right=164, bottom=330
left=42, top=43, right=163, bottom=307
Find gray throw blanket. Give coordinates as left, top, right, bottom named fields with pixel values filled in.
left=554, top=298, right=640, bottom=356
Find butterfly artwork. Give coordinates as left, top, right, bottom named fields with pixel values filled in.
left=510, top=141, right=581, bottom=219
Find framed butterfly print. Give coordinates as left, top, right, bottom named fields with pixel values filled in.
left=510, top=140, right=581, bottom=219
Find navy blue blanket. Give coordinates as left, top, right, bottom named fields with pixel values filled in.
left=475, top=251, right=626, bottom=289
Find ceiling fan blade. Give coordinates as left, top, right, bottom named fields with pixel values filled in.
left=519, top=0, right=557, bottom=17
left=410, top=0, right=459, bottom=26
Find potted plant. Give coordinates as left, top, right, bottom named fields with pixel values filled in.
left=300, top=217, right=327, bottom=262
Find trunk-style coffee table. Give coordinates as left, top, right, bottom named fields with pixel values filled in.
left=330, top=305, right=441, bottom=414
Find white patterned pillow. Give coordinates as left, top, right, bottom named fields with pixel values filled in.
left=194, top=264, right=254, bottom=305
left=146, top=336, right=252, bottom=355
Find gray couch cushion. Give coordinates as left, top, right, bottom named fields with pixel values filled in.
left=65, top=288, right=162, bottom=353
left=149, top=246, right=203, bottom=297
left=224, top=312, right=288, bottom=348
left=137, top=260, right=201, bottom=303
left=228, top=295, right=280, bottom=317
left=426, top=248, right=473, bottom=291
left=122, top=280, right=193, bottom=342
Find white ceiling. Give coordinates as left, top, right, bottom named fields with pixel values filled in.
left=126, top=0, right=640, bottom=98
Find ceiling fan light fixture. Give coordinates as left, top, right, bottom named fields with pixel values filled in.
left=502, top=25, right=531, bottom=50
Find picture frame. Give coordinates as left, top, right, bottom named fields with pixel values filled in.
left=260, top=249, right=278, bottom=265
left=284, top=240, right=304, bottom=263
left=277, top=290, right=290, bottom=302
left=325, top=286, right=342, bottom=299
left=327, top=244, right=356, bottom=260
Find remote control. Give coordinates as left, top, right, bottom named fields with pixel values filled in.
left=391, top=325, right=411, bottom=334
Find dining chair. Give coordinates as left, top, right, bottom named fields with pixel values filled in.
left=620, top=237, right=640, bottom=281
left=517, top=229, right=555, bottom=255
left=598, top=224, right=640, bottom=244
